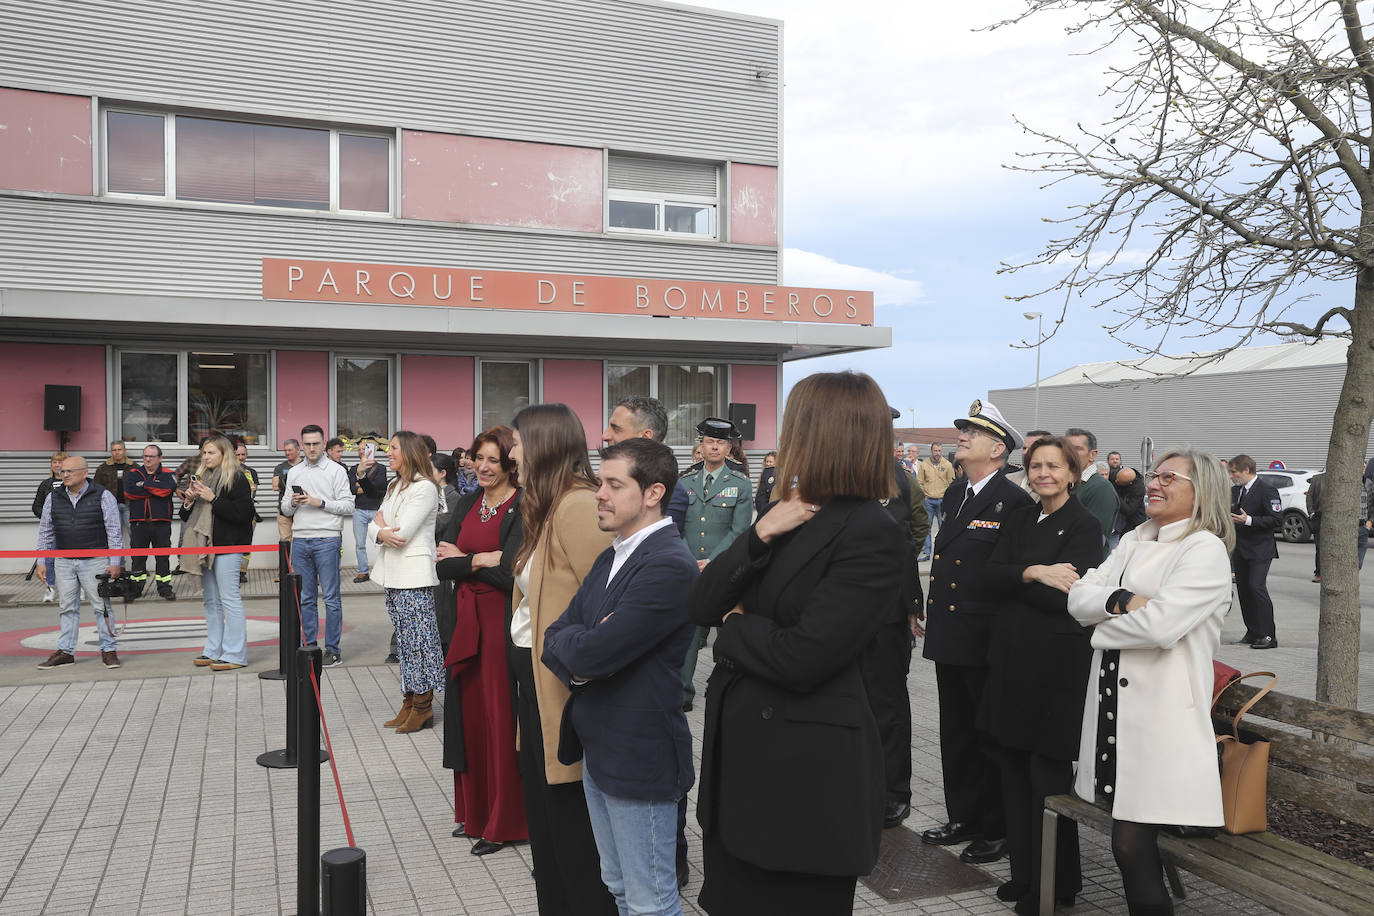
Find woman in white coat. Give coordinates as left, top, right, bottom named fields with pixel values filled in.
left=1066, top=448, right=1235, bottom=916
left=368, top=430, right=444, bottom=733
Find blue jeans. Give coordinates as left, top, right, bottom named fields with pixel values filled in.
left=922, top=498, right=942, bottom=557
left=55, top=557, right=117, bottom=654
left=44, top=557, right=55, bottom=585
left=352, top=508, right=372, bottom=573
left=292, top=536, right=343, bottom=653
left=582, top=765, right=683, bottom=916
left=201, top=553, right=246, bottom=664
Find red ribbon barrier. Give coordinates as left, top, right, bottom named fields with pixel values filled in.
left=1, top=545, right=279, bottom=558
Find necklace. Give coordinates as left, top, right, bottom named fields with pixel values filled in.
left=480, top=487, right=514, bottom=523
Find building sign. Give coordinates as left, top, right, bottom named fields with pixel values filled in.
left=262, top=258, right=874, bottom=325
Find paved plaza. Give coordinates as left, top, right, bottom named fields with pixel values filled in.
left=0, top=542, right=1369, bottom=915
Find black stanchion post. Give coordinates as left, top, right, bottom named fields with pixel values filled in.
left=259, top=575, right=327, bottom=769
left=321, top=848, right=366, bottom=916
left=259, top=541, right=292, bottom=681
left=297, top=643, right=322, bottom=916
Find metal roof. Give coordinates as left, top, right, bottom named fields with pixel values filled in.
left=1036, top=338, right=1350, bottom=387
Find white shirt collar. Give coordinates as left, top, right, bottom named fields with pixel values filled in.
left=608, top=516, right=675, bottom=584
left=1080, top=465, right=1097, bottom=482
left=966, top=472, right=994, bottom=498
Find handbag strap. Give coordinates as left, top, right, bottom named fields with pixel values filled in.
left=1211, top=671, right=1277, bottom=738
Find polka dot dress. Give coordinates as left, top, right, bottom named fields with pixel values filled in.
left=1095, top=649, right=1120, bottom=805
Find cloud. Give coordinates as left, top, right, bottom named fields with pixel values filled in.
left=783, top=248, right=922, bottom=308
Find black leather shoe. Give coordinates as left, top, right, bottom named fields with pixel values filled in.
left=959, top=836, right=1009, bottom=863
left=921, top=821, right=979, bottom=846
left=1232, top=635, right=1256, bottom=644
left=1251, top=636, right=1278, bottom=649
left=451, top=823, right=466, bottom=838
left=883, top=801, right=911, bottom=829
left=997, top=881, right=1028, bottom=902
left=682, top=699, right=694, bottom=712
left=471, top=839, right=509, bottom=856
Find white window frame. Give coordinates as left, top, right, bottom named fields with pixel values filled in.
left=607, top=189, right=718, bottom=239
left=329, top=353, right=397, bottom=441
left=100, top=107, right=395, bottom=217
left=604, top=361, right=726, bottom=446
left=475, top=358, right=537, bottom=436
left=112, top=347, right=274, bottom=447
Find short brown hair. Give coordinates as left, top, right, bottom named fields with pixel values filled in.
left=470, top=426, right=518, bottom=484
left=1024, top=436, right=1081, bottom=492
left=775, top=371, right=895, bottom=503
left=1228, top=454, right=1256, bottom=474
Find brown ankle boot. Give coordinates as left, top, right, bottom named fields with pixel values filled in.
left=395, top=690, right=434, bottom=733
left=384, top=692, right=414, bottom=728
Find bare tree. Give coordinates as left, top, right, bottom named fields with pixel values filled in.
left=996, top=0, right=1374, bottom=707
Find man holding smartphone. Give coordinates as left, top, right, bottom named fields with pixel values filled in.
left=280, top=425, right=355, bottom=667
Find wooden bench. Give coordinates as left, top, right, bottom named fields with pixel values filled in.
left=1038, top=683, right=1374, bottom=915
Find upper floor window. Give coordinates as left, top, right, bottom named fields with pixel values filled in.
left=103, top=109, right=392, bottom=215
left=607, top=154, right=719, bottom=239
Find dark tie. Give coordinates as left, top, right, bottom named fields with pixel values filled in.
left=705, top=473, right=715, bottom=493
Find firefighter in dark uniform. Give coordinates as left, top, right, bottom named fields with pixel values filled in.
left=920, top=400, right=1032, bottom=864
left=678, top=417, right=753, bottom=710
left=864, top=408, right=930, bottom=829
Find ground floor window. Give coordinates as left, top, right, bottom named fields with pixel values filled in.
left=117, top=350, right=270, bottom=445
left=479, top=360, right=534, bottom=431
left=334, top=355, right=392, bottom=441
left=607, top=363, right=722, bottom=446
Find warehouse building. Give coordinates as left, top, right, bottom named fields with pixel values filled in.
left=0, top=0, right=889, bottom=569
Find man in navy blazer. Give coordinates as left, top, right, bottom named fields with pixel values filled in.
left=542, top=437, right=698, bottom=916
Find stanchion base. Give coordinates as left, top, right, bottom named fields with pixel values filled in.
left=258, top=668, right=287, bottom=680
left=256, top=748, right=330, bottom=769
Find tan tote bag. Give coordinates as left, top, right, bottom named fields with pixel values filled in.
left=1212, top=671, right=1277, bottom=835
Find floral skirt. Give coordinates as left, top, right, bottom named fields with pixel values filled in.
left=385, top=587, right=446, bottom=694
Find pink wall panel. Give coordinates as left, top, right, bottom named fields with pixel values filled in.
left=401, top=354, right=474, bottom=451
left=729, top=163, right=778, bottom=247
left=542, top=360, right=604, bottom=448
left=0, top=88, right=93, bottom=195
left=0, top=343, right=107, bottom=451
left=275, top=351, right=330, bottom=446
left=730, top=364, right=778, bottom=448
left=402, top=131, right=603, bottom=231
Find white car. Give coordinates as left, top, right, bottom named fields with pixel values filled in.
left=1255, top=469, right=1320, bottom=543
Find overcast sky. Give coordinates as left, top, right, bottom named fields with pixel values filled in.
left=687, top=0, right=1335, bottom=431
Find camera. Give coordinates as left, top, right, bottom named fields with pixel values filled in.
left=96, top=573, right=140, bottom=603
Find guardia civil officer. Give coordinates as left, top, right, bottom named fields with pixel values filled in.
left=678, top=417, right=752, bottom=711
left=921, top=400, right=1032, bottom=864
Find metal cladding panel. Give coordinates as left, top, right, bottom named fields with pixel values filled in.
left=0, top=197, right=780, bottom=298
left=0, top=0, right=780, bottom=164
left=608, top=154, right=720, bottom=196
left=990, top=361, right=1372, bottom=470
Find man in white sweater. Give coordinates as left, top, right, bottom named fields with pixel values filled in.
left=280, top=424, right=355, bottom=667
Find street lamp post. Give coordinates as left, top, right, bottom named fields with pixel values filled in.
left=1024, top=312, right=1043, bottom=429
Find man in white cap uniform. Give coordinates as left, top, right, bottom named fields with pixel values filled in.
left=919, top=400, right=1033, bottom=865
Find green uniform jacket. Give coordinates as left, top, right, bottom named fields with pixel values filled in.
left=681, top=464, right=753, bottom=563
left=1073, top=472, right=1118, bottom=560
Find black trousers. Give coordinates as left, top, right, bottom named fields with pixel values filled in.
left=934, top=662, right=1003, bottom=837
left=861, top=620, right=913, bottom=803
left=129, top=521, right=171, bottom=583
left=1311, top=514, right=1321, bottom=576
left=1232, top=554, right=1275, bottom=640
left=998, top=746, right=1080, bottom=898
left=507, top=642, right=617, bottom=916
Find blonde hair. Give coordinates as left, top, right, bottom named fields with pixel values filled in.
left=1155, top=448, right=1235, bottom=552
left=200, top=436, right=243, bottom=495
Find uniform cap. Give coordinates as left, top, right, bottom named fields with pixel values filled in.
left=953, top=399, right=1023, bottom=451
left=696, top=417, right=741, bottom=440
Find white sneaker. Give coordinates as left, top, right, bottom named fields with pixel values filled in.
left=43, top=587, right=56, bottom=604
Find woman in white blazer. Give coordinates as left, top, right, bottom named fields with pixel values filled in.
left=1066, top=448, right=1235, bottom=916
left=368, top=430, right=444, bottom=733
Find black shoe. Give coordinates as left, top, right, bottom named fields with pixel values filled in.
left=921, top=821, right=979, bottom=846
left=159, top=588, right=175, bottom=601
left=452, top=824, right=466, bottom=838
left=1232, top=635, right=1256, bottom=644
left=997, top=881, right=1029, bottom=902
left=322, top=650, right=343, bottom=668
left=353, top=572, right=370, bottom=583
left=883, top=801, right=911, bottom=829
left=471, top=839, right=509, bottom=856
left=385, top=652, right=399, bottom=664
left=1250, top=636, right=1278, bottom=650
left=239, top=570, right=247, bottom=583
left=682, top=699, right=694, bottom=712
left=960, top=837, right=1009, bottom=863
left=172, top=567, right=186, bottom=575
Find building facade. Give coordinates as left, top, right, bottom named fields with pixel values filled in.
left=0, top=0, right=889, bottom=569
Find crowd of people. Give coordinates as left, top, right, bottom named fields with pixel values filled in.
left=27, top=385, right=1374, bottom=916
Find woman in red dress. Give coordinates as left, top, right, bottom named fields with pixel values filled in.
left=437, top=426, right=527, bottom=856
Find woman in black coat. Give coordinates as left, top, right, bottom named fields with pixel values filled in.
left=980, top=436, right=1102, bottom=915
left=688, top=371, right=902, bottom=916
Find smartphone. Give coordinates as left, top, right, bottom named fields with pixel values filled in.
left=362, top=442, right=375, bottom=460
left=292, top=485, right=305, bottom=495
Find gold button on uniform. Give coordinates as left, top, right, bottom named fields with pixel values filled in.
left=949, top=605, right=956, bottom=611
left=933, top=554, right=940, bottom=560
left=954, top=559, right=961, bottom=566
left=950, top=583, right=957, bottom=590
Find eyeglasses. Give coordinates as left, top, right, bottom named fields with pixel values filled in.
left=1144, top=470, right=1193, bottom=487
